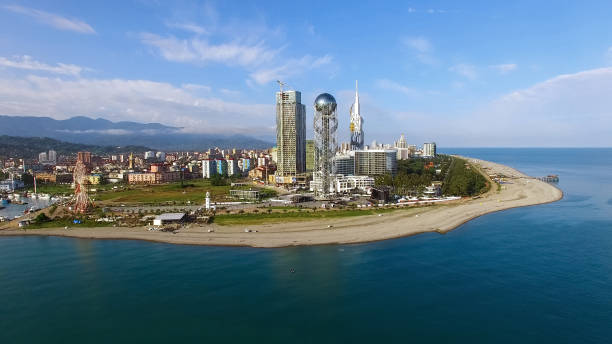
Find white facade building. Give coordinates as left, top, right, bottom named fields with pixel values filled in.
left=423, top=142, right=437, bottom=157
left=202, top=160, right=217, bottom=178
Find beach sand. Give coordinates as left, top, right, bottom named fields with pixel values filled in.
left=0, top=157, right=563, bottom=248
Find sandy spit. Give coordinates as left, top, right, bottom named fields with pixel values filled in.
left=0, top=157, right=563, bottom=248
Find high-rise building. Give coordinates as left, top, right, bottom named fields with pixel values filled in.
left=395, top=134, right=408, bottom=149
left=394, top=134, right=410, bottom=160
left=48, top=150, right=57, bottom=163
left=334, top=154, right=355, bottom=176
left=144, top=151, right=156, bottom=160
left=349, top=80, right=364, bottom=150
left=423, top=142, right=437, bottom=157
left=202, top=159, right=217, bottom=178
left=77, top=151, right=91, bottom=164
left=156, top=152, right=166, bottom=162
left=275, top=90, right=306, bottom=177
left=38, top=152, right=47, bottom=163
left=354, top=150, right=397, bottom=176
left=306, top=140, right=315, bottom=172
left=227, top=159, right=239, bottom=176
left=215, top=159, right=228, bottom=176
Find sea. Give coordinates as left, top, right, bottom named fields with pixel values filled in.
left=1, top=148, right=611, bottom=343
left=0, top=197, right=54, bottom=220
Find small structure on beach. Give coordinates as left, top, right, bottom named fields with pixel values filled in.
left=153, top=213, right=185, bottom=226
left=538, top=175, right=559, bottom=183
left=230, top=189, right=260, bottom=201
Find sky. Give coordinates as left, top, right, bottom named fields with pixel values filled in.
left=0, top=0, right=611, bottom=147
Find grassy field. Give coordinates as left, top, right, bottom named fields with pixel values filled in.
left=213, top=206, right=407, bottom=226
left=26, top=183, right=73, bottom=195
left=94, top=179, right=273, bottom=205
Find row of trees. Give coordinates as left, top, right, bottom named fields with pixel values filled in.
left=374, top=156, right=452, bottom=196
left=441, top=158, right=488, bottom=196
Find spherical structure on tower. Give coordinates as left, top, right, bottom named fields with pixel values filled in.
left=313, top=92, right=338, bottom=199
left=314, top=93, right=337, bottom=112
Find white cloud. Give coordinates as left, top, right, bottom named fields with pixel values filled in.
left=0, top=74, right=274, bottom=135
left=431, top=67, right=612, bottom=146
left=3, top=5, right=95, bottom=34
left=140, top=33, right=280, bottom=67
left=165, top=22, right=209, bottom=35
left=403, top=37, right=431, bottom=53
left=402, top=36, right=437, bottom=65
left=181, top=83, right=211, bottom=92
left=449, top=63, right=478, bottom=79
left=375, top=79, right=419, bottom=97
left=490, top=63, right=517, bottom=74
left=0, top=55, right=85, bottom=76
left=249, top=54, right=333, bottom=85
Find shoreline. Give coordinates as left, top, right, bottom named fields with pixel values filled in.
left=0, top=157, right=563, bottom=248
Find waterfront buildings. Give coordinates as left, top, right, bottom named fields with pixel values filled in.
left=423, top=142, right=437, bottom=157
left=354, top=149, right=397, bottom=176
left=334, top=154, right=355, bottom=176
left=275, top=90, right=306, bottom=179
left=0, top=179, right=24, bottom=192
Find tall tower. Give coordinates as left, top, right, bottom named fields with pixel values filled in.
left=313, top=93, right=338, bottom=198
left=350, top=80, right=364, bottom=150
left=275, top=90, right=306, bottom=179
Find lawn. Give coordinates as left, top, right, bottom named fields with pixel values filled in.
left=94, top=179, right=274, bottom=205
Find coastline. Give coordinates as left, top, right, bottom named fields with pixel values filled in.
left=0, top=157, right=563, bottom=248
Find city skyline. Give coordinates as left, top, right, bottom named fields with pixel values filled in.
left=0, top=1, right=611, bottom=146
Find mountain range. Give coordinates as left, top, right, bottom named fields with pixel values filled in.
left=0, top=136, right=151, bottom=159
left=0, top=115, right=272, bottom=150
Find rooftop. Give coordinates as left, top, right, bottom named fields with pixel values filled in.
left=155, top=213, right=185, bottom=221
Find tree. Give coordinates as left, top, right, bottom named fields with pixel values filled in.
left=21, top=173, right=34, bottom=186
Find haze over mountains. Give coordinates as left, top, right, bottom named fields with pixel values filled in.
left=0, top=115, right=272, bottom=150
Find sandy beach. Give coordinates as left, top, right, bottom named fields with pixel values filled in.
left=0, top=157, right=563, bottom=247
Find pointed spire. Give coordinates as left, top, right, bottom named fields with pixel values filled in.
left=354, top=80, right=360, bottom=114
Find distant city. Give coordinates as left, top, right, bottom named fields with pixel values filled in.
left=0, top=81, right=436, bottom=197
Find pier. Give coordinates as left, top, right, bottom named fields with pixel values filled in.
left=537, top=175, right=559, bottom=183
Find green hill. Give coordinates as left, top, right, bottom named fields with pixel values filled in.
left=0, top=135, right=152, bottom=159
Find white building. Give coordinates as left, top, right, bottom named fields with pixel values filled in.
left=48, top=150, right=57, bottom=163
left=423, top=142, right=437, bottom=157
left=227, top=159, right=239, bottom=176
left=202, top=160, right=217, bottom=178
left=310, top=174, right=374, bottom=194
left=144, top=151, right=156, bottom=160
left=335, top=175, right=374, bottom=193
left=0, top=180, right=24, bottom=192
left=38, top=152, right=47, bottom=163
left=156, top=152, right=166, bottom=162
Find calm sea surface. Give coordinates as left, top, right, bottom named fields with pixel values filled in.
left=1, top=148, right=611, bottom=343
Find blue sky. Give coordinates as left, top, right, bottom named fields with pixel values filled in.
left=0, top=0, right=611, bottom=146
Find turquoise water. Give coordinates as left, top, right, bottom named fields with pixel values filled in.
left=1, top=148, right=611, bottom=343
